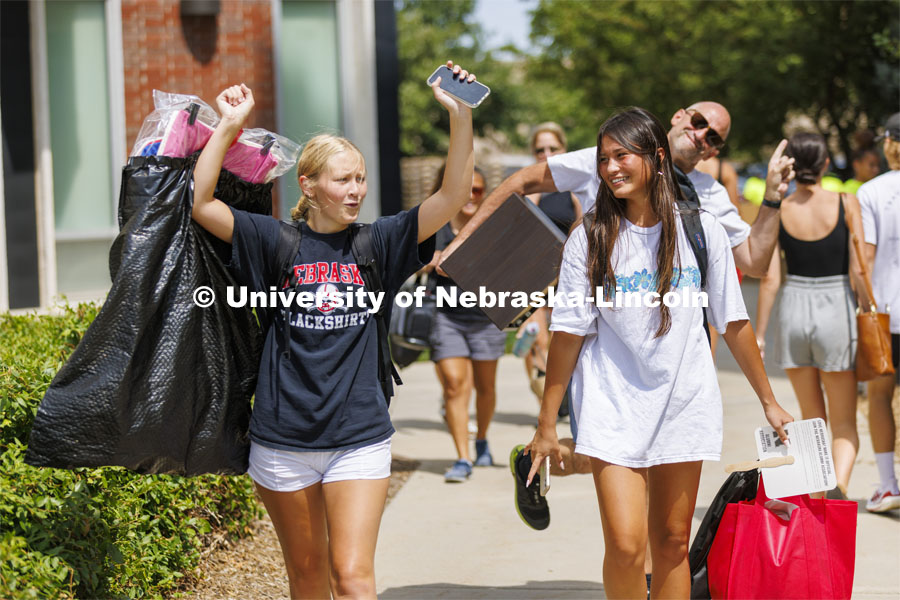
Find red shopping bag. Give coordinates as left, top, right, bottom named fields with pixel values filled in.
left=707, top=478, right=856, bottom=599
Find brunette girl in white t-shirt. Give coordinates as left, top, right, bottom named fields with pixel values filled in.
left=525, top=107, right=793, bottom=600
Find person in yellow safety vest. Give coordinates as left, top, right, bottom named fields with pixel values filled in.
left=746, top=170, right=841, bottom=198
left=821, top=173, right=844, bottom=192
left=742, top=175, right=766, bottom=205
left=745, top=167, right=852, bottom=200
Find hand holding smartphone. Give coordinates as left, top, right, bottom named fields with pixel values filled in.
left=426, top=65, right=490, bottom=108
left=540, top=455, right=551, bottom=496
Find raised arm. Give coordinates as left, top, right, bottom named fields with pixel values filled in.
left=417, top=62, right=475, bottom=242
left=192, top=84, right=255, bottom=243
left=731, top=140, right=794, bottom=277
left=437, top=161, right=558, bottom=264
left=755, top=243, right=781, bottom=360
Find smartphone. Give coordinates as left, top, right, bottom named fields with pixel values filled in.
left=426, top=65, right=491, bottom=108
left=540, top=455, right=551, bottom=496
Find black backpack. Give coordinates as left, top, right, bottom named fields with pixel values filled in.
left=688, top=469, right=759, bottom=598
left=269, top=220, right=402, bottom=403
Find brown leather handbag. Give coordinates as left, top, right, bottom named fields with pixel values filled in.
left=848, top=213, right=894, bottom=381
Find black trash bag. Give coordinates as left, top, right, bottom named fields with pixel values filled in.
left=26, top=154, right=270, bottom=475
left=688, top=469, right=760, bottom=599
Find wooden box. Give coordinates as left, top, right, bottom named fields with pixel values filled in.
left=440, top=193, right=568, bottom=329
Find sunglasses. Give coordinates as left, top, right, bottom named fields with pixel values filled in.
left=686, top=109, right=725, bottom=149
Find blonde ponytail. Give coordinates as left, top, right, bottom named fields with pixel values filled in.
left=291, top=195, right=312, bottom=221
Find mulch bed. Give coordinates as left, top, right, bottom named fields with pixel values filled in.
left=179, top=457, right=420, bottom=599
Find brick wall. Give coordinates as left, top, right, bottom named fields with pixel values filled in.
left=121, top=0, right=275, bottom=157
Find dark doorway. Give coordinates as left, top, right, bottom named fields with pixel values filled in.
left=1, top=0, right=41, bottom=309
left=375, top=0, right=402, bottom=216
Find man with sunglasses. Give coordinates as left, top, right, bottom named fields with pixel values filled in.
left=442, top=101, right=793, bottom=279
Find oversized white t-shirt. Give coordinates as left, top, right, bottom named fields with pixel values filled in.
left=858, top=170, right=900, bottom=333
left=550, top=212, right=748, bottom=467
left=548, top=147, right=751, bottom=247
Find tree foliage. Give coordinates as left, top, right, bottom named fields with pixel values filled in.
left=395, top=0, right=553, bottom=155
left=529, top=0, right=899, bottom=163
left=396, top=0, right=899, bottom=165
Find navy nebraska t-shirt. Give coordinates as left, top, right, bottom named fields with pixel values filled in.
left=228, top=205, right=434, bottom=452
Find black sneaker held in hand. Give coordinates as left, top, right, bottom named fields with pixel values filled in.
left=509, top=445, right=550, bottom=530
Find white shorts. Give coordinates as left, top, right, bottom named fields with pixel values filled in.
left=247, top=438, right=392, bottom=492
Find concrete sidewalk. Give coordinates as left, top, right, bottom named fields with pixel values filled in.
left=375, top=356, right=900, bottom=599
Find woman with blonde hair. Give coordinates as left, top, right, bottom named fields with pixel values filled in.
left=520, top=122, right=582, bottom=402
left=190, top=61, right=477, bottom=598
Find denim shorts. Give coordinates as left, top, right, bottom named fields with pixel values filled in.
left=775, top=274, right=857, bottom=372
left=247, top=438, right=391, bottom=492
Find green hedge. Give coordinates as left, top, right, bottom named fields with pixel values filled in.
left=0, top=304, right=261, bottom=599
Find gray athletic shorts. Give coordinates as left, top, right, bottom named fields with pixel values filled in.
left=429, top=310, right=507, bottom=362
left=774, top=274, right=857, bottom=372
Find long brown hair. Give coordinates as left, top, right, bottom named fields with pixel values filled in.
left=586, top=107, right=685, bottom=338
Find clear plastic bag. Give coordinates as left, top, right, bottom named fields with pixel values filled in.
left=223, top=128, right=302, bottom=183
left=130, top=90, right=301, bottom=183
left=130, top=90, right=219, bottom=158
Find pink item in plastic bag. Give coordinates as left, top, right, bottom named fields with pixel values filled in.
left=222, top=137, right=280, bottom=184
left=159, top=107, right=215, bottom=158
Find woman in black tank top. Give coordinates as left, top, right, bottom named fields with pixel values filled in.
left=520, top=123, right=583, bottom=404
left=756, top=133, right=873, bottom=498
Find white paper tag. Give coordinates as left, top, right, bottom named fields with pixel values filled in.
left=755, top=417, right=836, bottom=498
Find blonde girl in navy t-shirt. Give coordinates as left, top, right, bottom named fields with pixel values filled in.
left=191, top=62, right=476, bottom=598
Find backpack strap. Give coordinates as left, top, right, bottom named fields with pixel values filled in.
left=676, top=201, right=708, bottom=290
left=271, top=220, right=303, bottom=358
left=348, top=223, right=402, bottom=404
left=672, top=167, right=711, bottom=343
left=672, top=167, right=708, bottom=290
left=276, top=220, right=303, bottom=289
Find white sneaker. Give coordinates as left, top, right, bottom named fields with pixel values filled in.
left=865, top=487, right=900, bottom=513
